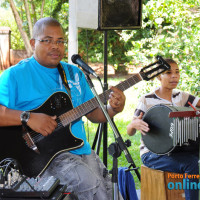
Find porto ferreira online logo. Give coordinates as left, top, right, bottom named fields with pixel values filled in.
left=167, top=173, right=200, bottom=190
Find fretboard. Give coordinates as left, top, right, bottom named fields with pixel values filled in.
left=59, top=73, right=142, bottom=126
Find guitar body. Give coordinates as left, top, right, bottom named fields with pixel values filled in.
left=0, top=92, right=84, bottom=177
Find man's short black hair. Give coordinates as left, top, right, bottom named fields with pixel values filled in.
left=32, top=17, right=63, bottom=39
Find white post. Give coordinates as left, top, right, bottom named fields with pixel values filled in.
left=68, top=0, right=78, bottom=64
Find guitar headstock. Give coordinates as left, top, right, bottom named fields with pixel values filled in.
left=140, top=56, right=171, bottom=81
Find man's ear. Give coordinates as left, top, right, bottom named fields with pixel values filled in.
left=30, top=39, right=35, bottom=51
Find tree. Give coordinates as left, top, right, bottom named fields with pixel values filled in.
left=24, top=0, right=33, bottom=38
left=1, top=0, right=64, bottom=56
left=9, top=0, right=32, bottom=56
left=1, top=0, right=200, bottom=96
left=128, top=0, right=200, bottom=95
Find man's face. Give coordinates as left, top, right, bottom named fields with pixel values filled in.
left=30, top=25, right=65, bottom=68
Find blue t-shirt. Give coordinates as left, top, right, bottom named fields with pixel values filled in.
left=0, top=56, right=94, bottom=155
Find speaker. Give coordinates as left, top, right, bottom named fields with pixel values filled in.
left=99, top=0, right=142, bottom=30
left=76, top=0, right=142, bottom=30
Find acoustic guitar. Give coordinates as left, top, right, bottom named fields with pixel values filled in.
left=0, top=56, right=170, bottom=177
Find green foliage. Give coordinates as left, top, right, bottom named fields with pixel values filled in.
left=79, top=0, right=200, bottom=88
left=78, top=29, right=104, bottom=62
left=0, top=0, right=69, bottom=50
left=1, top=0, right=199, bottom=95
left=78, top=29, right=132, bottom=73
left=128, top=0, right=200, bottom=95
left=0, top=7, right=24, bottom=50
left=45, top=1, right=69, bottom=33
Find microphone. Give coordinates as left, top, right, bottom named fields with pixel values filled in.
left=71, top=54, right=99, bottom=78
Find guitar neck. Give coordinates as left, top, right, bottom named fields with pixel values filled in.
left=59, top=73, right=142, bottom=126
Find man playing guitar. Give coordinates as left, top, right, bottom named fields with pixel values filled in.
left=0, top=17, right=125, bottom=200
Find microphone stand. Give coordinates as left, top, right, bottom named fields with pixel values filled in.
left=84, top=73, right=140, bottom=200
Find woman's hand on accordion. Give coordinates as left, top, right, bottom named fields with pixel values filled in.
left=127, top=112, right=149, bottom=136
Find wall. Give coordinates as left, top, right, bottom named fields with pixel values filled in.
left=0, top=27, right=28, bottom=71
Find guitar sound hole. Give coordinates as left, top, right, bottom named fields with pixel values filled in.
left=55, top=96, right=62, bottom=109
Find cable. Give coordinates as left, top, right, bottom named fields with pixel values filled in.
left=0, top=158, right=46, bottom=200
left=0, top=158, right=21, bottom=190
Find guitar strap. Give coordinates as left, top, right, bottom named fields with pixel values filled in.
left=57, top=63, right=71, bottom=98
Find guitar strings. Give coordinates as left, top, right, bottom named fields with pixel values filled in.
left=24, top=74, right=142, bottom=144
